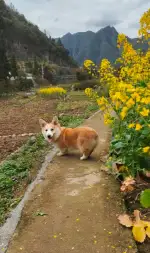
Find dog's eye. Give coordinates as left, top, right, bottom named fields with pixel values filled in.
left=51, top=128, right=54, bottom=131
left=45, top=129, right=48, bottom=132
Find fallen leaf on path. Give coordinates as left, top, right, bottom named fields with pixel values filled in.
left=146, top=226, right=150, bottom=238
left=118, top=210, right=150, bottom=243
left=111, top=245, right=116, bottom=249
left=35, top=211, right=48, bottom=216
left=118, top=214, right=133, bottom=227
left=132, top=210, right=146, bottom=243
left=120, top=176, right=135, bottom=192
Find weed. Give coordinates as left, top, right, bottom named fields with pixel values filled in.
left=0, top=134, right=49, bottom=224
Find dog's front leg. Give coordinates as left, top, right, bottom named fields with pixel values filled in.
left=57, top=148, right=68, bottom=156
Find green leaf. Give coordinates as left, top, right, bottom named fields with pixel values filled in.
left=114, top=142, right=125, bottom=149
left=35, top=211, right=48, bottom=216
left=140, top=189, right=150, bottom=208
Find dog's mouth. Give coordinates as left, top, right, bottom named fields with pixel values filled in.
left=47, top=135, right=52, bottom=142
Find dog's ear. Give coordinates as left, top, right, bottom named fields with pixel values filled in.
left=39, top=119, right=47, bottom=128
left=52, top=116, right=59, bottom=125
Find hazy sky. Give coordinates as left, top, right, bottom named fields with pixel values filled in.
left=5, top=0, right=149, bottom=38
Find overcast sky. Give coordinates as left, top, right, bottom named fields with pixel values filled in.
left=5, top=0, right=149, bottom=38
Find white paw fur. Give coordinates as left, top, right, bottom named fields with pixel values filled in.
left=57, top=151, right=64, bottom=156
left=80, top=154, right=88, bottom=160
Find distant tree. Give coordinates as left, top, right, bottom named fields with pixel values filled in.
left=25, top=60, right=33, bottom=73
left=33, top=56, right=40, bottom=76
left=10, top=55, right=18, bottom=78
left=57, top=38, right=63, bottom=47
left=0, top=15, right=11, bottom=81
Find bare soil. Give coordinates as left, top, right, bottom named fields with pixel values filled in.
left=0, top=95, right=57, bottom=162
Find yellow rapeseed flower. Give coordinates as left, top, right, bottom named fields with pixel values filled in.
left=126, top=98, right=135, bottom=108
left=128, top=123, right=135, bottom=128
left=135, top=123, right=142, bottom=131
left=120, top=107, right=128, bottom=120
left=37, top=87, right=66, bottom=96
left=143, top=146, right=150, bottom=153
left=140, top=108, right=149, bottom=117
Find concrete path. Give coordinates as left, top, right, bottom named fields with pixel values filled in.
left=7, top=112, right=137, bottom=253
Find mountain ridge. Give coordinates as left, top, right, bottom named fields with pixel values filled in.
left=61, top=26, right=148, bottom=65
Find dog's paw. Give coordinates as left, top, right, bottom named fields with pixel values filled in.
left=57, top=152, right=64, bottom=156
left=80, top=154, right=88, bottom=160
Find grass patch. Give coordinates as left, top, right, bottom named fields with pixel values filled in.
left=58, top=82, right=79, bottom=91
left=69, top=90, right=88, bottom=101
left=56, top=100, right=93, bottom=112
left=59, top=115, right=84, bottom=128
left=58, top=103, right=99, bottom=128
left=0, top=134, right=49, bottom=225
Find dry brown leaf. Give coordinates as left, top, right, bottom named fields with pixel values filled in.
left=118, top=210, right=150, bottom=243
left=118, top=214, right=133, bottom=227
left=120, top=184, right=135, bottom=192
left=120, top=176, right=136, bottom=192
left=145, top=171, right=150, bottom=178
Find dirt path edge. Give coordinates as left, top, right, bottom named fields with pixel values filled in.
left=0, top=149, right=57, bottom=253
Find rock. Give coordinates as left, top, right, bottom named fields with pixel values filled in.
left=30, top=136, right=36, bottom=144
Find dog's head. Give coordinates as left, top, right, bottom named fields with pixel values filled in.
left=39, top=116, right=61, bottom=142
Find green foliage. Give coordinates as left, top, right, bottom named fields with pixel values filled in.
left=59, top=115, right=84, bottom=128
left=33, top=57, right=40, bottom=76
left=76, top=70, right=89, bottom=81
left=0, top=134, right=49, bottom=224
left=73, top=79, right=99, bottom=90
left=58, top=103, right=98, bottom=127
left=17, top=77, right=34, bottom=91
left=140, top=189, right=150, bottom=208
left=109, top=117, right=150, bottom=177
left=10, top=55, right=18, bottom=78
left=0, top=35, right=11, bottom=81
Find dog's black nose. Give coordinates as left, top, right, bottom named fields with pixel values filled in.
left=47, top=135, right=52, bottom=139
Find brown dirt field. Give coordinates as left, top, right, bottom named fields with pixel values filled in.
left=0, top=94, right=93, bottom=163
left=0, top=95, right=57, bottom=162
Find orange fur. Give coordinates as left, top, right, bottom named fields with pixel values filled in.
left=39, top=117, right=98, bottom=160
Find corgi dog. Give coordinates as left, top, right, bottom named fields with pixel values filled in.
left=39, top=116, right=98, bottom=160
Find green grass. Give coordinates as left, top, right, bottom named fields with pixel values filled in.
left=68, top=90, right=88, bottom=101
left=0, top=135, right=49, bottom=224
left=59, top=115, right=84, bottom=128
left=58, top=103, right=99, bottom=128
left=58, top=82, right=79, bottom=91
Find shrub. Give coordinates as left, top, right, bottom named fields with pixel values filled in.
left=35, top=77, right=50, bottom=87
left=73, top=79, right=99, bottom=91
left=37, top=87, right=67, bottom=99
left=16, top=77, right=34, bottom=91
left=76, top=70, right=89, bottom=81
